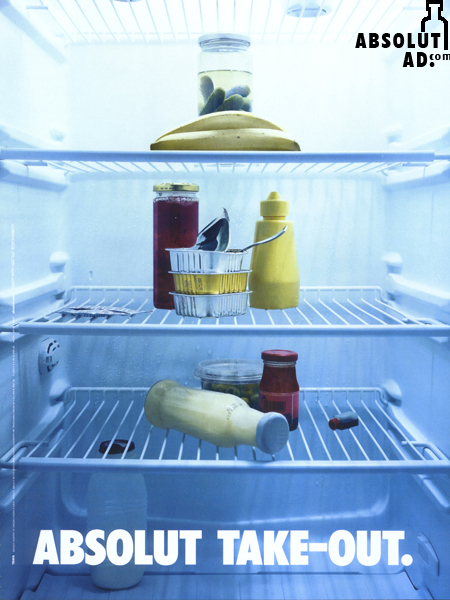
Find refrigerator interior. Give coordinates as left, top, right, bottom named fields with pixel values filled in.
left=1, top=1, right=450, bottom=599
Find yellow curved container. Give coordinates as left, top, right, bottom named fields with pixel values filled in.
left=248, top=191, right=299, bottom=309
left=171, top=271, right=249, bottom=295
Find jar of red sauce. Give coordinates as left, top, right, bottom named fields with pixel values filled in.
left=153, top=183, right=199, bottom=309
left=258, top=349, right=299, bottom=431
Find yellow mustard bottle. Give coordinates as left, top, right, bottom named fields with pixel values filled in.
left=248, top=191, right=299, bottom=309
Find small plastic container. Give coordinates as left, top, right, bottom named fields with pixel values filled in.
left=198, top=33, right=253, bottom=116
left=194, top=358, right=263, bottom=409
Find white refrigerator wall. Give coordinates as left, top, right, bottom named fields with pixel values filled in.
left=0, top=14, right=67, bottom=146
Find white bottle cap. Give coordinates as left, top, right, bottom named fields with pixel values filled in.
left=255, top=412, right=289, bottom=455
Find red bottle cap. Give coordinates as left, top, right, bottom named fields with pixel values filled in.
left=328, top=418, right=340, bottom=430
left=261, top=349, right=298, bottom=362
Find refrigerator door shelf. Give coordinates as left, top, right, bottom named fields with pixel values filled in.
left=9, top=285, right=450, bottom=338
left=6, top=386, right=450, bottom=477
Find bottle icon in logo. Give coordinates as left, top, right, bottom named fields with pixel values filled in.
left=422, top=1, right=448, bottom=51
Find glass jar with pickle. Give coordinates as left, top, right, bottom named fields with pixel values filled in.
left=197, top=33, right=253, bottom=116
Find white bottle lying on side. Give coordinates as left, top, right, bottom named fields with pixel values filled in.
left=144, top=380, right=289, bottom=455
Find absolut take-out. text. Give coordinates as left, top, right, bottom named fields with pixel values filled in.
left=33, top=529, right=413, bottom=568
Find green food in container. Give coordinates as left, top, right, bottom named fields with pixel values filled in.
left=194, top=359, right=263, bottom=409
left=200, top=75, right=214, bottom=101
left=241, top=98, right=252, bottom=112
left=199, top=87, right=226, bottom=116
left=214, top=94, right=245, bottom=112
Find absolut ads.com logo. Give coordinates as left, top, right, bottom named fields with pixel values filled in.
left=356, top=0, right=449, bottom=67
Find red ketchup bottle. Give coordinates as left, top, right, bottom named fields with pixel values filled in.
left=258, top=350, right=299, bottom=431
left=153, top=183, right=199, bottom=309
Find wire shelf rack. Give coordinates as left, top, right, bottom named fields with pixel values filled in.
left=1, top=149, right=449, bottom=177
left=16, top=0, right=428, bottom=46
left=9, top=285, right=450, bottom=337
left=3, top=387, right=449, bottom=474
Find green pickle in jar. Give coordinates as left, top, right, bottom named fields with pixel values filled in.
left=203, top=381, right=260, bottom=407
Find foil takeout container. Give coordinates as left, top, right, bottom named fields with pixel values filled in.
left=171, top=271, right=249, bottom=295
left=170, top=291, right=250, bottom=318
left=167, top=248, right=247, bottom=273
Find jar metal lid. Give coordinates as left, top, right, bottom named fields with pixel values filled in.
left=261, top=349, right=298, bottom=363
left=198, top=33, right=251, bottom=47
left=153, top=183, right=199, bottom=192
left=194, top=359, right=263, bottom=384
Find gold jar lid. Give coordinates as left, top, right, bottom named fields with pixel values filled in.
left=153, top=183, right=199, bottom=192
